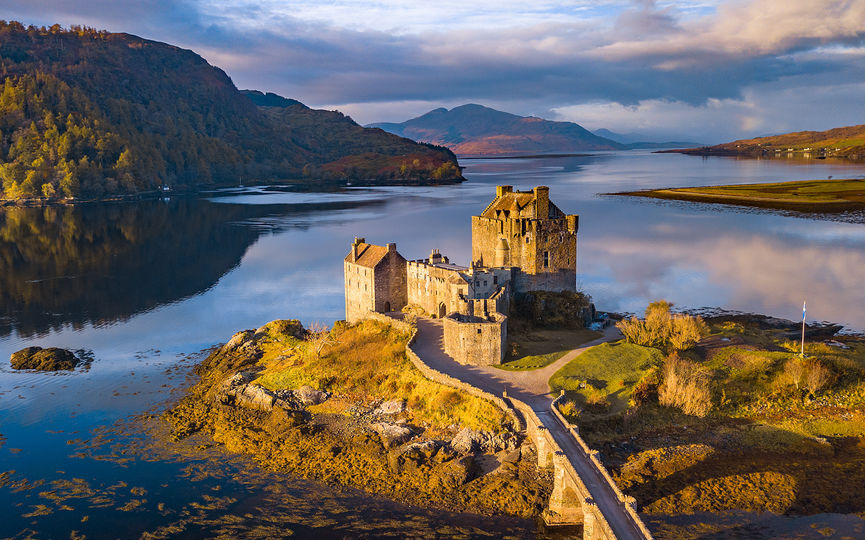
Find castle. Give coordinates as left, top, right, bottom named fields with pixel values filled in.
left=344, top=185, right=579, bottom=366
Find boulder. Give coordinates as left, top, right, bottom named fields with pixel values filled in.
left=435, top=455, right=480, bottom=487
left=402, top=440, right=439, bottom=461
left=10, top=347, right=79, bottom=371
left=255, top=319, right=307, bottom=340
left=372, top=422, right=413, bottom=449
left=375, top=399, right=406, bottom=415
left=223, top=330, right=255, bottom=352
left=451, top=427, right=519, bottom=454
left=295, top=385, right=330, bottom=406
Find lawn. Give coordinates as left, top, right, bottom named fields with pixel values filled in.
left=548, top=341, right=662, bottom=413
left=497, top=327, right=601, bottom=371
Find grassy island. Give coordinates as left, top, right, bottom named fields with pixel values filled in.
left=165, top=318, right=549, bottom=518
left=552, top=302, right=865, bottom=538
left=615, top=178, right=865, bottom=213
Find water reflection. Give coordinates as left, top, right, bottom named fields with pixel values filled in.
left=0, top=197, right=384, bottom=339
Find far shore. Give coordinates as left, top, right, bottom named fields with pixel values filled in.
left=611, top=178, right=865, bottom=213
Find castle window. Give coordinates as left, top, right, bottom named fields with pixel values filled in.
left=477, top=328, right=482, bottom=334
left=543, top=251, right=549, bottom=268
left=493, top=276, right=498, bottom=284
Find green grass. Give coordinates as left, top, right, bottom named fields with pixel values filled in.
left=497, top=327, right=601, bottom=371
left=497, top=351, right=565, bottom=371
left=618, top=178, right=865, bottom=212
left=549, top=341, right=663, bottom=412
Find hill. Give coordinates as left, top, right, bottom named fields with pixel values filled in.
left=592, top=128, right=704, bottom=149
left=666, top=124, right=865, bottom=160
left=368, top=104, right=623, bottom=156
left=0, top=22, right=462, bottom=202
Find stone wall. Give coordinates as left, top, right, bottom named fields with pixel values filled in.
left=363, top=311, right=522, bottom=429
left=344, top=261, right=376, bottom=323
left=442, top=312, right=507, bottom=366
left=407, top=259, right=467, bottom=317
left=373, top=246, right=408, bottom=314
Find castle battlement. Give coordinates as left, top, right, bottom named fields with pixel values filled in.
left=344, top=185, right=578, bottom=365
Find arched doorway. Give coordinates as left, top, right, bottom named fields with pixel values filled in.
left=437, top=302, right=447, bottom=318
left=384, top=301, right=391, bottom=313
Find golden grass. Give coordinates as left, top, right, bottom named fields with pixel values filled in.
left=254, top=319, right=511, bottom=432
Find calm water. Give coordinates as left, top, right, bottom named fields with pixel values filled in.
left=1, top=150, right=864, bottom=538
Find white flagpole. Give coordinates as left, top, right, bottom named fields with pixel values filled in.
left=800, top=300, right=806, bottom=357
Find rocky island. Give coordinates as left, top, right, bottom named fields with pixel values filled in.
left=165, top=318, right=550, bottom=517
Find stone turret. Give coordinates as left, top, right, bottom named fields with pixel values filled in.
left=494, top=237, right=510, bottom=267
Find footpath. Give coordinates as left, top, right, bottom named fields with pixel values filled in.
left=412, top=317, right=648, bottom=540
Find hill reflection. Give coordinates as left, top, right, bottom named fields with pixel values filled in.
left=0, top=197, right=381, bottom=338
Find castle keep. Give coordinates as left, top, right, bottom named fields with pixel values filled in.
left=344, top=185, right=579, bottom=365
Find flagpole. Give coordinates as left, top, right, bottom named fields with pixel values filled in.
left=800, top=300, right=806, bottom=358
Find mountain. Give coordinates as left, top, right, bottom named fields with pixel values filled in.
left=368, top=104, right=624, bottom=155
left=666, top=124, right=865, bottom=159
left=0, top=22, right=461, bottom=202
left=592, top=128, right=704, bottom=149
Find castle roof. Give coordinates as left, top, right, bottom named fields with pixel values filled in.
left=345, top=242, right=389, bottom=267
left=479, top=189, right=563, bottom=219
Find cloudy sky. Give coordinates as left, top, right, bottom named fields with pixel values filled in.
left=3, top=0, right=864, bottom=142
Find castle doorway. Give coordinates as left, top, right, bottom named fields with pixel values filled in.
left=437, top=302, right=447, bottom=319
left=384, top=301, right=391, bottom=313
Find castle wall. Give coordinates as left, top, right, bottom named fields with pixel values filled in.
left=373, top=250, right=408, bottom=314
left=344, top=242, right=407, bottom=323
left=442, top=313, right=507, bottom=366
left=344, top=261, right=376, bottom=323
left=407, top=260, right=467, bottom=317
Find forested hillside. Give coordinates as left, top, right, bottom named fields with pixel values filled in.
left=0, top=22, right=462, bottom=201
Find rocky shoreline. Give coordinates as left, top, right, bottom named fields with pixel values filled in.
left=164, top=320, right=550, bottom=518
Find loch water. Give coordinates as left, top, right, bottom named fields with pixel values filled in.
left=1, top=151, right=864, bottom=538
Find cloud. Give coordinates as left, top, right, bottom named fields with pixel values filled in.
left=2, top=0, right=863, bottom=139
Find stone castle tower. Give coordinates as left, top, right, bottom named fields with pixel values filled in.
left=343, top=185, right=579, bottom=365
left=471, top=185, right=578, bottom=293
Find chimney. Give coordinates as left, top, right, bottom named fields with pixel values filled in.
left=567, top=214, right=579, bottom=234
left=430, top=249, right=442, bottom=263
left=533, top=186, right=549, bottom=218
left=496, top=185, right=513, bottom=197
left=352, top=236, right=365, bottom=262
left=386, top=242, right=396, bottom=253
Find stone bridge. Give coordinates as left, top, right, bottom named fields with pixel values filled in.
left=368, top=313, right=653, bottom=540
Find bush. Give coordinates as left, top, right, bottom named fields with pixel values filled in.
left=659, top=353, right=713, bottom=417
left=617, top=300, right=708, bottom=353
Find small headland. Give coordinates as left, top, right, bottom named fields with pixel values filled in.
left=551, top=301, right=865, bottom=538
left=164, top=318, right=551, bottom=517
left=612, top=179, right=865, bottom=213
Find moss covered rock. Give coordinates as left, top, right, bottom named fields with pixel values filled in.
left=10, top=347, right=79, bottom=371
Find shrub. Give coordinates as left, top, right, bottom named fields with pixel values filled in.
left=617, top=300, right=708, bottom=353
left=659, top=353, right=713, bottom=417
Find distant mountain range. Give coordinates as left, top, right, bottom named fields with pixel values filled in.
left=592, top=129, right=704, bottom=149
left=0, top=22, right=461, bottom=202
left=368, top=104, right=622, bottom=155
left=666, top=124, right=865, bottom=160
left=368, top=104, right=703, bottom=155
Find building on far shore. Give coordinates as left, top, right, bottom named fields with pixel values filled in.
left=344, top=185, right=579, bottom=366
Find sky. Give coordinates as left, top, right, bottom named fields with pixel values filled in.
left=2, top=0, right=864, bottom=143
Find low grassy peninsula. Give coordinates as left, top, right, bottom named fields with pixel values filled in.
left=615, top=178, right=865, bottom=213
left=552, top=302, right=865, bottom=538
left=165, top=318, right=549, bottom=517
